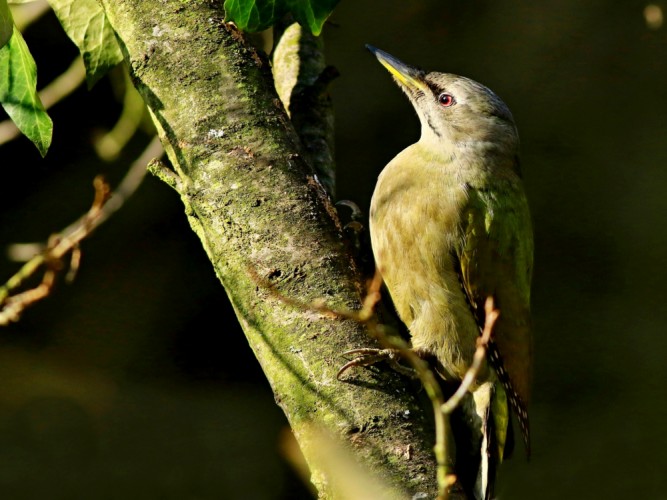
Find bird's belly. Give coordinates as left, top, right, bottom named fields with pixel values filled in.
left=369, top=185, right=481, bottom=380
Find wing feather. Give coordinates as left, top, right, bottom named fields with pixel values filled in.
left=456, top=176, right=533, bottom=454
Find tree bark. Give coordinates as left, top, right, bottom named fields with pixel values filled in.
left=100, top=1, right=438, bottom=497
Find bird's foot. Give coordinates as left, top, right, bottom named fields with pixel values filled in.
left=335, top=200, right=374, bottom=275
left=337, top=348, right=417, bottom=380
left=336, top=199, right=366, bottom=244
left=335, top=199, right=364, bottom=223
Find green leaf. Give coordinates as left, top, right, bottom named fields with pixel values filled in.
left=47, top=0, right=123, bottom=87
left=0, top=0, right=13, bottom=48
left=224, top=0, right=286, bottom=33
left=0, top=25, right=53, bottom=156
left=224, top=0, right=339, bottom=35
left=286, top=0, right=339, bottom=36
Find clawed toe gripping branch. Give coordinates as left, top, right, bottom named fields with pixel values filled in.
left=337, top=347, right=417, bottom=380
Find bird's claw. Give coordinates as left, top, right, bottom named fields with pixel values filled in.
left=336, top=200, right=366, bottom=242
left=337, top=348, right=416, bottom=380
left=335, top=199, right=374, bottom=274
left=335, top=199, right=364, bottom=222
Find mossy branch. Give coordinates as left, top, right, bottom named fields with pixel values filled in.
left=99, top=1, right=439, bottom=497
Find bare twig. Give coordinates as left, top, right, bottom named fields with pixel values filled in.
left=10, top=0, right=50, bottom=31
left=0, top=136, right=163, bottom=325
left=93, top=68, right=148, bottom=161
left=441, top=297, right=499, bottom=414
left=0, top=178, right=110, bottom=325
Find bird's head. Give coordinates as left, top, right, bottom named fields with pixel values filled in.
left=368, top=45, right=519, bottom=161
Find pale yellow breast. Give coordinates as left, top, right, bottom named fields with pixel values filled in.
left=369, top=145, right=482, bottom=380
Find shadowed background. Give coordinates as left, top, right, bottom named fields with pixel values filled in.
left=1, top=0, right=665, bottom=498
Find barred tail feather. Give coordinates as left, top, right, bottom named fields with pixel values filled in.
left=487, top=339, right=531, bottom=457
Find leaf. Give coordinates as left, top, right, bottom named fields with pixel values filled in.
left=224, top=0, right=286, bottom=33
left=0, top=0, right=13, bottom=48
left=47, top=0, right=123, bottom=87
left=0, top=25, right=53, bottom=156
left=286, top=0, right=339, bottom=36
left=224, top=0, right=339, bottom=35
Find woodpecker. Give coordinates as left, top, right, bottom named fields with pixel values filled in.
left=365, top=46, right=533, bottom=498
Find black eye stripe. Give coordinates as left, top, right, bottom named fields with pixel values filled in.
left=425, top=82, right=456, bottom=106
left=425, top=81, right=444, bottom=96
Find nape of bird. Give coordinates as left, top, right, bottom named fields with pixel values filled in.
left=365, top=45, right=533, bottom=499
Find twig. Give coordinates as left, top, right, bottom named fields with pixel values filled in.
left=0, top=178, right=110, bottom=325
left=10, top=0, right=50, bottom=31
left=0, top=136, right=163, bottom=325
left=93, top=68, right=148, bottom=161
left=441, top=297, right=499, bottom=414
left=91, top=135, right=163, bottom=224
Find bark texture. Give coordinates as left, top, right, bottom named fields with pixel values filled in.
left=100, top=0, right=438, bottom=497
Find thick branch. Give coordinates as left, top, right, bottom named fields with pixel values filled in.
left=100, top=1, right=437, bottom=497
left=273, top=21, right=337, bottom=197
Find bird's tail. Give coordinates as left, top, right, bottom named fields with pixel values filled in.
left=446, top=379, right=509, bottom=500
left=487, top=339, right=531, bottom=457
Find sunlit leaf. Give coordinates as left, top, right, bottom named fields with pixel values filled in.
left=0, top=25, right=53, bottom=156
left=47, top=0, right=123, bottom=87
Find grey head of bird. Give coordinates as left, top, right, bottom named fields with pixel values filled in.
left=367, top=45, right=520, bottom=166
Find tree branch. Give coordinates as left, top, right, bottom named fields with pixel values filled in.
left=273, top=21, right=337, bottom=197
left=99, top=1, right=438, bottom=497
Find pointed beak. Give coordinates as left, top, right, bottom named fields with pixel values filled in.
left=366, top=45, right=428, bottom=94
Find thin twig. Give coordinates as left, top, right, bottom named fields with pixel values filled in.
left=10, top=0, right=50, bottom=31
left=0, top=136, right=164, bottom=325
left=0, top=179, right=110, bottom=325
left=441, top=297, right=499, bottom=414
left=93, top=68, right=148, bottom=161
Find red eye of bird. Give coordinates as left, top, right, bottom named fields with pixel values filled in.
left=438, top=93, right=455, bottom=107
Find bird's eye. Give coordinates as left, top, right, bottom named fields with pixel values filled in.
left=438, top=93, right=455, bottom=107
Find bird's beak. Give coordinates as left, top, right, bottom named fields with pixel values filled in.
left=366, top=45, right=428, bottom=94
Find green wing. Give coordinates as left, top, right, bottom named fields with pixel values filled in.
left=457, top=176, right=534, bottom=453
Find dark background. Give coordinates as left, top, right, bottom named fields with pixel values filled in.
left=1, top=0, right=666, bottom=498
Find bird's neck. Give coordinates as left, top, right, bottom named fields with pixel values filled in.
left=417, top=130, right=518, bottom=181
